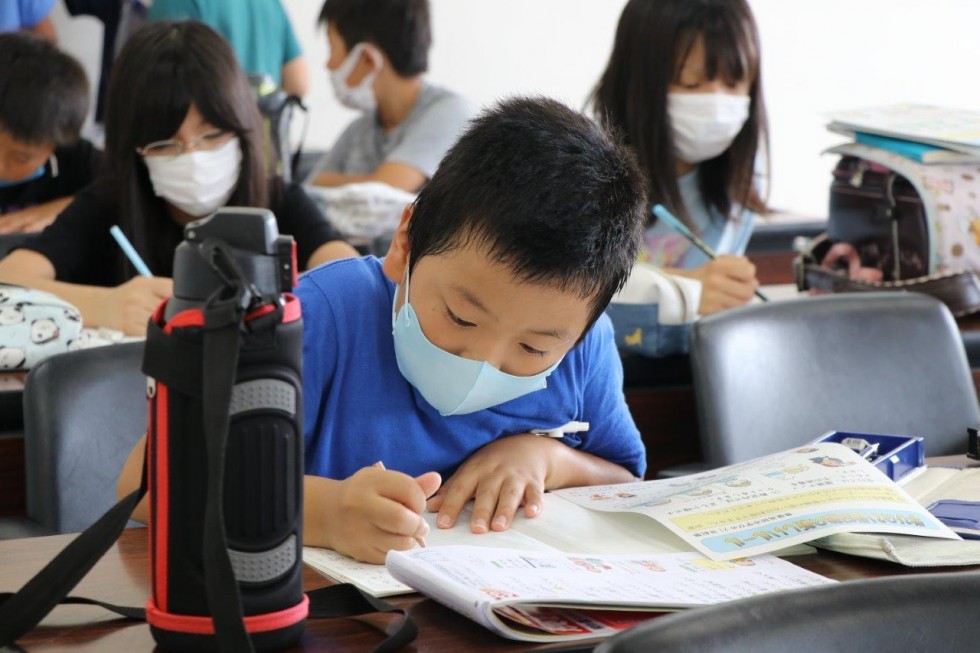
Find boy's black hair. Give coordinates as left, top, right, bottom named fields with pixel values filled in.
left=408, top=96, right=646, bottom=331
left=319, top=0, right=430, bottom=77
left=0, top=32, right=89, bottom=146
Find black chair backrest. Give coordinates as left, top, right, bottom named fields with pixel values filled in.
left=23, top=342, right=146, bottom=533
left=595, top=571, right=980, bottom=653
left=691, top=292, right=979, bottom=466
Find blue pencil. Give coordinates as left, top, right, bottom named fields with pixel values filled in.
left=651, top=204, right=768, bottom=302
left=109, top=225, right=152, bottom=278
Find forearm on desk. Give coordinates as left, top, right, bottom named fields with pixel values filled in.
left=545, top=440, right=639, bottom=489
left=0, top=265, right=107, bottom=325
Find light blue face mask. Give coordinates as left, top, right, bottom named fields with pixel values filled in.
left=0, top=164, right=45, bottom=189
left=391, top=263, right=562, bottom=416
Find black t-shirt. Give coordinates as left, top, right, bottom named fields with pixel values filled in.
left=17, top=179, right=346, bottom=287
left=0, top=140, right=102, bottom=217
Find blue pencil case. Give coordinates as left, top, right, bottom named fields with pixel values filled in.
left=810, top=431, right=925, bottom=483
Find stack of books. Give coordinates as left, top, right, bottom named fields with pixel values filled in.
left=828, top=103, right=980, bottom=165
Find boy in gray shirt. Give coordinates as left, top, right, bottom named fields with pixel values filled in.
left=312, top=0, right=474, bottom=193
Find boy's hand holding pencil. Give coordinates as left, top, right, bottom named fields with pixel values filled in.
left=308, top=462, right=439, bottom=564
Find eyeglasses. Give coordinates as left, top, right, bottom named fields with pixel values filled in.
left=136, top=129, right=233, bottom=158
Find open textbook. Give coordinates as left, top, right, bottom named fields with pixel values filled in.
left=554, top=442, right=956, bottom=560
left=303, top=494, right=707, bottom=597
left=815, top=465, right=980, bottom=566
left=304, top=442, right=957, bottom=596
left=385, top=546, right=833, bottom=642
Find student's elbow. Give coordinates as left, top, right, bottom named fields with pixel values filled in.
left=0, top=249, right=56, bottom=284
left=27, top=16, right=58, bottom=44
left=281, top=57, right=310, bottom=98
left=306, top=240, right=359, bottom=269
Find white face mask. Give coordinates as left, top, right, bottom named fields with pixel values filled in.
left=329, top=42, right=382, bottom=113
left=667, top=93, right=751, bottom=165
left=143, top=136, right=243, bottom=218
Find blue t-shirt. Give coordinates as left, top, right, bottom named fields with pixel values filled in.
left=0, top=0, right=56, bottom=31
left=297, top=256, right=646, bottom=481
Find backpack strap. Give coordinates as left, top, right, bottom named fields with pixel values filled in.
left=0, top=459, right=148, bottom=644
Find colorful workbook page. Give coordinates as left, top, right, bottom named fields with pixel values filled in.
left=386, top=546, right=834, bottom=642
left=553, top=442, right=958, bottom=561
left=828, top=103, right=980, bottom=156
left=814, top=466, right=980, bottom=565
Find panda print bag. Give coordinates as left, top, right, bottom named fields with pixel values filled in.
left=0, top=283, right=82, bottom=371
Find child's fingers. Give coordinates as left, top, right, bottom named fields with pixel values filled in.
left=348, top=531, right=426, bottom=564
left=712, top=255, right=757, bottom=282
left=469, top=477, right=507, bottom=534
left=414, top=471, right=442, bottom=499
left=522, top=484, right=545, bottom=520
left=489, top=478, right=529, bottom=531
left=373, top=467, right=430, bottom=515
left=434, top=475, right=478, bottom=530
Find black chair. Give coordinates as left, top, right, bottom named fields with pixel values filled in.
left=1, top=342, right=147, bottom=538
left=594, top=571, right=980, bottom=653
left=670, top=292, right=979, bottom=475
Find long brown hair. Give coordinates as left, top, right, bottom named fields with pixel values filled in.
left=101, top=20, right=269, bottom=277
left=590, top=0, right=769, bottom=229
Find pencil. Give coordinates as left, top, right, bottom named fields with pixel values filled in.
left=109, top=225, right=153, bottom=278
left=373, top=461, right=427, bottom=548
left=651, top=204, right=769, bottom=302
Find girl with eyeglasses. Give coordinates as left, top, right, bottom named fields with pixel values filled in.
left=0, top=21, right=357, bottom=336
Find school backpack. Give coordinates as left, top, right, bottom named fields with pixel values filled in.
left=795, top=142, right=980, bottom=316
left=250, top=75, right=309, bottom=183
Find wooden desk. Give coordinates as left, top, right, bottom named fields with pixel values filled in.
left=3, top=528, right=976, bottom=652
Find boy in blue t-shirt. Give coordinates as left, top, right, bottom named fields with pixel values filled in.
left=118, top=97, right=648, bottom=564
left=298, top=97, right=648, bottom=562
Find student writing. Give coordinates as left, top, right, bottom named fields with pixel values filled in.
left=311, top=0, right=474, bottom=193
left=0, top=21, right=357, bottom=336
left=593, top=0, right=769, bottom=355
left=0, top=33, right=100, bottom=235
left=119, top=97, right=649, bottom=564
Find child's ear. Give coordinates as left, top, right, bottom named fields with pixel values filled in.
left=381, top=205, right=412, bottom=284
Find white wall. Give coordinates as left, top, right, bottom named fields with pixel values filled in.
left=53, top=0, right=980, bottom=218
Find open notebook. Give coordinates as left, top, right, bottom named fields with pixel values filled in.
left=304, top=443, right=956, bottom=596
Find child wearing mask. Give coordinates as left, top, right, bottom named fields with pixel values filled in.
left=592, top=0, right=769, bottom=356
left=120, top=97, right=649, bottom=563
left=0, top=33, right=100, bottom=235
left=0, top=21, right=356, bottom=336
left=311, top=0, right=474, bottom=193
